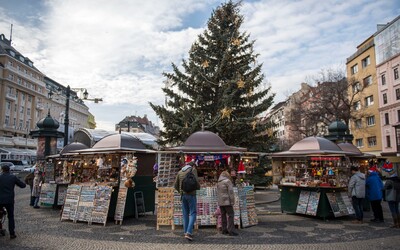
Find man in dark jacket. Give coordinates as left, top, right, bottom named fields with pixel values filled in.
left=174, top=161, right=200, bottom=241
left=0, top=164, right=26, bottom=239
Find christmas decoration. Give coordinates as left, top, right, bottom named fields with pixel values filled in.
left=201, top=60, right=209, bottom=68
left=232, top=38, right=241, bottom=46
left=221, top=107, right=232, bottom=119
left=237, top=78, right=245, bottom=88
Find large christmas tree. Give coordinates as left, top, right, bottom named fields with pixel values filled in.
left=150, top=1, right=275, bottom=151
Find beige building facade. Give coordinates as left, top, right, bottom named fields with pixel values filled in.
left=346, top=36, right=382, bottom=156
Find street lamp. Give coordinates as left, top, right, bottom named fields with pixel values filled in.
left=48, top=85, right=102, bottom=147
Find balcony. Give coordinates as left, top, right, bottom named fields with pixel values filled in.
left=6, top=92, right=17, bottom=101
left=36, top=103, right=45, bottom=110
left=0, top=136, right=14, bottom=147
left=13, top=137, right=37, bottom=147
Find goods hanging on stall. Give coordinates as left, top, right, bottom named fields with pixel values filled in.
left=271, top=136, right=373, bottom=219
left=155, top=130, right=258, bottom=230
left=53, top=134, right=157, bottom=226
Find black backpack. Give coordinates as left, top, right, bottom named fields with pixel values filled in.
left=182, top=168, right=198, bottom=193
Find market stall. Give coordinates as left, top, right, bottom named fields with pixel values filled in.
left=155, top=130, right=258, bottom=230
left=271, top=136, right=368, bottom=219
left=55, top=133, right=156, bottom=226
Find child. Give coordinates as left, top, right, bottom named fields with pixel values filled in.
left=214, top=207, right=222, bottom=232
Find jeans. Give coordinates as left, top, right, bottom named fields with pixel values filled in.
left=388, top=201, right=400, bottom=216
left=0, top=203, right=15, bottom=235
left=370, top=200, right=384, bottom=220
left=182, top=194, right=197, bottom=235
left=352, top=196, right=364, bottom=221
left=220, top=205, right=235, bottom=233
left=34, top=196, right=40, bottom=207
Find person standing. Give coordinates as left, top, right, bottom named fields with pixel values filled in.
left=348, top=166, right=366, bottom=224
left=174, top=161, right=200, bottom=241
left=32, top=170, right=43, bottom=209
left=24, top=171, right=35, bottom=206
left=366, top=167, right=384, bottom=222
left=0, top=164, right=26, bottom=239
left=217, top=170, right=238, bottom=236
left=383, top=165, right=400, bottom=228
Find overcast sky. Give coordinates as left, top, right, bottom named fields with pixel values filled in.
left=0, top=0, right=399, bottom=131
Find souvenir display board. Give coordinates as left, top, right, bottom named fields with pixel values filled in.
left=156, top=154, right=180, bottom=188
left=39, top=183, right=57, bottom=206
left=57, top=185, right=68, bottom=206
left=156, top=187, right=175, bottom=230
left=76, top=186, right=96, bottom=222
left=91, top=185, right=112, bottom=226
left=61, top=184, right=113, bottom=226
left=114, top=187, right=128, bottom=224
left=295, top=190, right=320, bottom=216
left=61, top=185, right=82, bottom=221
left=238, top=186, right=258, bottom=227
left=326, top=192, right=354, bottom=217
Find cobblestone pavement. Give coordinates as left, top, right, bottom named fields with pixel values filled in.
left=1, top=186, right=399, bottom=250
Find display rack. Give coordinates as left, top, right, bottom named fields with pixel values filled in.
left=57, top=185, right=68, bottom=206
left=61, top=185, right=82, bottom=221
left=295, top=190, right=320, bottom=216
left=76, top=186, right=96, bottom=222
left=238, top=186, right=258, bottom=227
left=156, top=187, right=174, bottom=230
left=91, top=185, right=112, bottom=226
left=156, top=153, right=180, bottom=188
left=39, top=183, right=57, bottom=206
left=114, top=187, right=128, bottom=224
left=326, top=192, right=354, bottom=217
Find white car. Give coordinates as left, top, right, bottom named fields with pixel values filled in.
left=23, top=165, right=36, bottom=173
left=0, top=162, right=16, bottom=171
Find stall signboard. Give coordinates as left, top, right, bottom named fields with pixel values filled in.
left=295, top=190, right=320, bottom=216
left=296, top=191, right=310, bottom=214
left=39, top=183, right=57, bottom=206
left=57, top=185, right=68, bottom=205
left=326, top=192, right=354, bottom=217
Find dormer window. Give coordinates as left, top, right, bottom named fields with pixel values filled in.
left=28, top=61, right=33, bottom=67
left=19, top=56, right=25, bottom=62
left=9, top=50, right=15, bottom=57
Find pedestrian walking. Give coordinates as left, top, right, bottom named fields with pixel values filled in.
left=348, top=166, right=366, bottom=224
left=32, top=168, right=43, bottom=209
left=217, top=170, right=238, bottom=236
left=383, top=164, right=400, bottom=228
left=174, top=161, right=200, bottom=241
left=24, top=171, right=35, bottom=206
left=366, top=167, right=384, bottom=222
left=0, top=164, right=26, bottom=239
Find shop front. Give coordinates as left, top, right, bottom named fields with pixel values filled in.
left=271, top=136, right=372, bottom=219
left=155, top=130, right=258, bottom=230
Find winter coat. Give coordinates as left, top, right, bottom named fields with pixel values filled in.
left=0, top=172, right=26, bottom=204
left=32, top=174, right=42, bottom=198
left=217, top=173, right=235, bottom=206
left=24, top=172, right=34, bottom=187
left=384, top=176, right=400, bottom=202
left=348, top=172, right=366, bottom=198
left=174, top=165, right=200, bottom=195
left=366, top=172, right=383, bottom=201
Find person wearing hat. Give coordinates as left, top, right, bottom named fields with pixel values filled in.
left=0, top=164, right=26, bottom=239
left=348, top=166, right=366, bottom=224
left=366, top=166, right=384, bottom=222
left=383, top=163, right=400, bottom=228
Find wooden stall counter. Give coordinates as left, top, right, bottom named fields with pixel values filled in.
left=278, top=184, right=354, bottom=220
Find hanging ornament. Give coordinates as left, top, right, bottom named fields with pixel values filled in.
left=201, top=60, right=209, bottom=68
left=232, top=38, right=241, bottom=46
left=237, top=78, right=245, bottom=88
left=246, top=90, right=253, bottom=98
left=221, top=107, right=232, bottom=119
left=251, top=120, right=257, bottom=130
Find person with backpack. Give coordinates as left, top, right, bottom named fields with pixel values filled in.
left=217, top=170, right=238, bottom=236
left=348, top=165, right=366, bottom=224
left=174, top=161, right=200, bottom=241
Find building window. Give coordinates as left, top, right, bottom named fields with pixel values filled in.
left=8, top=73, right=14, bottom=80
left=356, top=138, right=363, bottom=148
left=366, top=115, right=375, bottom=126
left=396, top=89, right=400, bottom=100
left=352, top=82, right=361, bottom=93
left=365, top=95, right=374, bottom=107
left=26, top=120, right=30, bottom=130
left=5, top=116, right=10, bottom=126
left=19, top=119, right=23, bottom=128
left=355, top=119, right=362, bottom=129
left=398, top=110, right=400, bottom=122
left=387, top=135, right=391, bottom=148
left=367, top=136, right=377, bottom=147
left=363, top=75, right=372, bottom=86
left=395, top=68, right=399, bottom=80
left=362, top=56, right=370, bottom=68
left=28, top=96, right=32, bottom=102
left=383, top=93, right=388, bottom=104
left=27, top=108, right=31, bottom=116
left=385, top=113, right=390, bottom=125
left=353, top=101, right=361, bottom=111
left=20, top=106, right=24, bottom=114
left=351, top=64, right=358, bottom=75
left=381, top=74, right=386, bottom=85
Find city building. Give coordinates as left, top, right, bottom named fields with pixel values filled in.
left=115, top=115, right=159, bottom=137
left=346, top=35, right=382, bottom=156
left=0, top=33, right=96, bottom=161
left=375, top=15, right=400, bottom=162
